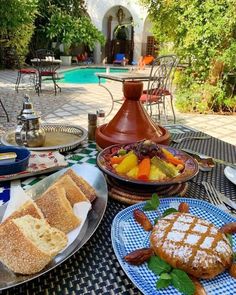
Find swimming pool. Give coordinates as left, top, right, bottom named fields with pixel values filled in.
left=60, top=67, right=128, bottom=84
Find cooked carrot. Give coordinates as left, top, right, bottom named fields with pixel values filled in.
left=110, top=155, right=126, bottom=165
left=137, top=158, right=151, bottom=180
left=162, top=148, right=184, bottom=166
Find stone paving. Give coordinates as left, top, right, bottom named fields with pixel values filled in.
left=0, top=67, right=235, bottom=145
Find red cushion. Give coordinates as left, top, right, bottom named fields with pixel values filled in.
left=123, top=93, right=163, bottom=103
left=40, top=71, right=56, bottom=76
left=143, top=88, right=171, bottom=96
left=140, top=93, right=161, bottom=103
left=19, top=68, right=37, bottom=74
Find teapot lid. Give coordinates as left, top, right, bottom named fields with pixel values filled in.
left=20, top=95, right=40, bottom=120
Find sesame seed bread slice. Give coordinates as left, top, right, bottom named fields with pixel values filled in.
left=2, top=200, right=44, bottom=224
left=0, top=215, right=67, bottom=275
left=36, top=186, right=80, bottom=233
left=52, top=174, right=89, bottom=206
left=64, top=169, right=97, bottom=202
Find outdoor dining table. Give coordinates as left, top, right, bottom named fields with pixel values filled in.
left=30, top=58, right=62, bottom=64
left=0, top=124, right=236, bottom=294
left=96, top=71, right=152, bottom=117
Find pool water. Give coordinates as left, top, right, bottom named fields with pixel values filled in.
left=60, top=67, right=128, bottom=84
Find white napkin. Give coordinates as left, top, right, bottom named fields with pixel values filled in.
left=59, top=201, right=91, bottom=252
left=1, top=181, right=31, bottom=222
left=27, top=151, right=68, bottom=172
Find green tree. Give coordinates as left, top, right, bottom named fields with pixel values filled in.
left=32, top=0, right=105, bottom=55
left=0, top=0, right=38, bottom=67
left=45, top=6, right=105, bottom=54
left=140, top=0, right=236, bottom=113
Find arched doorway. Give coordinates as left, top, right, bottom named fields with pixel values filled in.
left=102, top=6, right=134, bottom=64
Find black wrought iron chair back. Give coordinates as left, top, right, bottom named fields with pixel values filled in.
left=11, top=47, right=38, bottom=93
left=141, top=55, right=178, bottom=123
left=35, top=49, right=61, bottom=95
left=35, top=49, right=54, bottom=59
left=0, top=97, right=9, bottom=122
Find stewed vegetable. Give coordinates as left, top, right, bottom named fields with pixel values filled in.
left=109, top=140, right=184, bottom=181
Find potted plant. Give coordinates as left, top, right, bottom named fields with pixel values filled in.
left=59, top=44, right=72, bottom=66
left=46, top=7, right=75, bottom=66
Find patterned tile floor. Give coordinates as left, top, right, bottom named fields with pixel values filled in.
left=0, top=67, right=235, bottom=145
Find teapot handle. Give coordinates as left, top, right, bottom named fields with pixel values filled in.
left=15, top=123, right=27, bottom=146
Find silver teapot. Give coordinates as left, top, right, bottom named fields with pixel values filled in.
left=15, top=95, right=46, bottom=147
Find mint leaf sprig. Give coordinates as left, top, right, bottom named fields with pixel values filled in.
left=148, top=255, right=195, bottom=295
left=226, top=233, right=233, bottom=247
left=156, top=273, right=171, bottom=289
left=226, top=234, right=236, bottom=261
left=162, top=207, right=178, bottom=217
left=148, top=256, right=171, bottom=275
left=171, top=269, right=195, bottom=295
left=142, top=195, right=194, bottom=294
left=143, top=193, right=160, bottom=211
left=143, top=193, right=178, bottom=221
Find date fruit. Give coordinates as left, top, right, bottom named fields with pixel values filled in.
left=133, top=209, right=153, bottom=231
left=178, top=202, right=189, bottom=213
left=220, top=222, right=236, bottom=234
left=229, top=263, right=236, bottom=278
left=190, top=276, right=207, bottom=295
left=124, top=248, right=154, bottom=265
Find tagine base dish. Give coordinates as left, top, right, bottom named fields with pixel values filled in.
left=1, top=124, right=87, bottom=152
left=107, top=176, right=188, bottom=205
left=97, top=143, right=199, bottom=187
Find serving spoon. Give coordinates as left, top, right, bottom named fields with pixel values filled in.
left=180, top=148, right=215, bottom=172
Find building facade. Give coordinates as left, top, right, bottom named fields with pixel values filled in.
left=86, top=0, right=155, bottom=64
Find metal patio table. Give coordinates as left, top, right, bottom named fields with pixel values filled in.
left=0, top=124, right=236, bottom=295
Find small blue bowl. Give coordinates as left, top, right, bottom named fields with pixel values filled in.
left=0, top=146, right=31, bottom=175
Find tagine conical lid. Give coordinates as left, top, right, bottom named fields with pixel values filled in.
left=95, top=81, right=170, bottom=149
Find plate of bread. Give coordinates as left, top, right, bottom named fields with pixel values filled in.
left=112, top=198, right=236, bottom=295
left=0, top=163, right=108, bottom=290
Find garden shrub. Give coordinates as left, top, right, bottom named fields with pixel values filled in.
left=140, top=0, right=236, bottom=114
left=0, top=0, right=38, bottom=68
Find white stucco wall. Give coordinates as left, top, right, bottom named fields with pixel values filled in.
left=86, top=0, right=149, bottom=63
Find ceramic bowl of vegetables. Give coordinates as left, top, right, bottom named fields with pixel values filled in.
left=96, top=140, right=199, bottom=186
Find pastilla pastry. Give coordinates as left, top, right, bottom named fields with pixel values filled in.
left=150, top=212, right=233, bottom=279
left=0, top=215, right=67, bottom=274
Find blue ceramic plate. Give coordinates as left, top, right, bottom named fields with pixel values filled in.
left=111, top=198, right=236, bottom=295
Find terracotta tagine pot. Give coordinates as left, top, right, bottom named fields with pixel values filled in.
left=95, top=81, right=170, bottom=149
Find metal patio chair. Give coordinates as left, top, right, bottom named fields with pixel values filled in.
left=140, top=55, right=178, bottom=123
left=35, top=49, right=61, bottom=95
